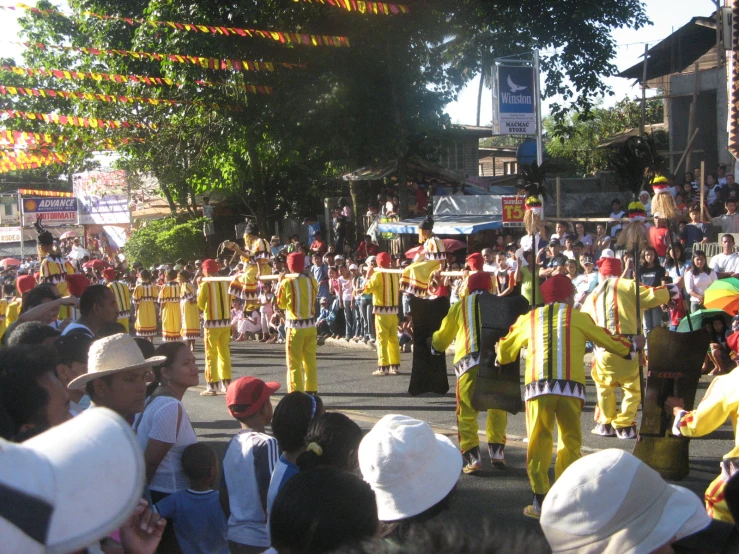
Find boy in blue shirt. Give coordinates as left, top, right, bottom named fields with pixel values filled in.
left=156, top=443, right=229, bottom=554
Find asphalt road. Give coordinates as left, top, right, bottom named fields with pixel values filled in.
left=177, top=337, right=731, bottom=536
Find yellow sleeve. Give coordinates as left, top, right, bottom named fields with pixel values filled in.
left=431, top=302, right=461, bottom=353
left=132, top=286, right=141, bottom=301
left=676, top=379, right=730, bottom=438
left=362, top=272, right=381, bottom=296
left=575, top=311, right=632, bottom=357
left=497, top=313, right=530, bottom=365
left=309, top=276, right=319, bottom=306
left=276, top=280, right=289, bottom=310
left=639, top=284, right=670, bottom=309
left=197, top=283, right=208, bottom=311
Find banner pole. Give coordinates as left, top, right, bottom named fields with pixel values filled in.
left=533, top=50, right=544, bottom=166
left=18, top=190, right=23, bottom=261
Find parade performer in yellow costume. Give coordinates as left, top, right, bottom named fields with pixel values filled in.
left=667, top=334, right=739, bottom=523
left=457, top=252, right=494, bottom=297
left=432, top=271, right=507, bottom=473
left=179, top=270, right=200, bottom=351
left=158, top=269, right=182, bottom=342
left=497, top=274, right=644, bottom=518
left=364, top=252, right=401, bottom=376
left=226, top=221, right=271, bottom=301
left=36, top=225, right=75, bottom=320
left=132, top=270, right=158, bottom=339
left=198, top=259, right=233, bottom=396
left=582, top=254, right=673, bottom=439
left=400, top=216, right=446, bottom=296
left=102, top=268, right=131, bottom=333
left=276, top=252, right=319, bottom=393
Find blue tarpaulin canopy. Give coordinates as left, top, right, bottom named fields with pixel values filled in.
left=377, top=215, right=503, bottom=235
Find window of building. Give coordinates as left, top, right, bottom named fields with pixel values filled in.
left=440, top=142, right=465, bottom=171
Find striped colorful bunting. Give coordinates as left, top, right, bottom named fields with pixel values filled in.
left=295, top=0, right=409, bottom=14
left=1, top=109, right=157, bottom=129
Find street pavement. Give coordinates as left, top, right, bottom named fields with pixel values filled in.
left=179, top=337, right=731, bottom=536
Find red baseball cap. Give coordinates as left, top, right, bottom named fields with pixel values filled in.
left=226, top=377, right=281, bottom=418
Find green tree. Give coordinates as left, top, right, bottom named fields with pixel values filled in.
left=125, top=217, right=207, bottom=267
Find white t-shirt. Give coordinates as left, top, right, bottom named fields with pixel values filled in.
left=685, top=269, right=718, bottom=303
left=259, top=292, right=274, bottom=315
left=339, top=277, right=353, bottom=302
left=610, top=211, right=626, bottom=236
left=223, top=429, right=278, bottom=548
left=60, top=322, right=94, bottom=337
left=135, top=396, right=197, bottom=493
left=709, top=252, right=739, bottom=274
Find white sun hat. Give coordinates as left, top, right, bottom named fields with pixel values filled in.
left=0, top=408, right=145, bottom=554
left=358, top=414, right=462, bottom=521
left=68, top=333, right=166, bottom=390
left=541, top=448, right=712, bottom=554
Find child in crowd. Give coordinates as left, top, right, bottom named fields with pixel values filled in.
left=267, top=392, right=325, bottom=515
left=156, top=443, right=229, bottom=554
left=493, top=251, right=515, bottom=297
left=240, top=306, right=262, bottom=340
left=223, top=377, right=281, bottom=553
left=316, top=297, right=332, bottom=338
left=231, top=299, right=245, bottom=341
left=259, top=282, right=275, bottom=343
left=296, top=412, right=363, bottom=473
left=269, top=309, right=286, bottom=344
left=662, top=276, right=686, bottom=332
left=398, top=315, right=413, bottom=353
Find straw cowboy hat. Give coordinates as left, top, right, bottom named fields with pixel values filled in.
left=68, top=333, right=166, bottom=390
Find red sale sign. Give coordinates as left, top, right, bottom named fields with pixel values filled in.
left=501, top=196, right=525, bottom=226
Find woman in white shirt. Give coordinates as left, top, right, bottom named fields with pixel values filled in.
left=685, top=250, right=718, bottom=313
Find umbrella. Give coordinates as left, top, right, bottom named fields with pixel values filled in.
left=404, top=238, right=467, bottom=259
left=82, top=259, right=108, bottom=270
left=677, top=309, right=732, bottom=333
left=704, top=278, right=739, bottom=315
left=0, top=258, right=21, bottom=268
left=59, top=230, right=80, bottom=240
left=67, top=248, right=90, bottom=260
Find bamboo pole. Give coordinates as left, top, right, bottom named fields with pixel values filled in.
left=202, top=274, right=299, bottom=282
left=685, top=63, right=700, bottom=174
left=556, top=177, right=562, bottom=219
left=674, top=128, right=700, bottom=175
left=700, top=160, right=706, bottom=219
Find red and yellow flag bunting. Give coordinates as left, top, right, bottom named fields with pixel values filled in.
left=0, top=84, right=248, bottom=110
left=18, top=188, right=73, bottom=196
left=0, top=149, right=67, bottom=164
left=0, top=156, right=66, bottom=173
left=12, top=42, right=305, bottom=72
left=1, top=65, right=274, bottom=95
left=295, top=0, right=409, bottom=14
left=1, top=109, right=157, bottom=130
left=0, top=130, right=144, bottom=149
left=4, top=4, right=350, bottom=47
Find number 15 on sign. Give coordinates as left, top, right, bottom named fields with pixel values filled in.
left=502, top=196, right=525, bottom=226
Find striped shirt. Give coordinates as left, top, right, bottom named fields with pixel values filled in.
left=276, top=274, right=318, bottom=322
left=158, top=282, right=181, bottom=304
left=363, top=271, right=400, bottom=314
left=431, top=291, right=482, bottom=370
left=107, top=281, right=132, bottom=316
left=40, top=256, right=74, bottom=284
left=424, top=235, right=447, bottom=260
left=197, top=280, right=231, bottom=327
left=223, top=430, right=278, bottom=548
left=132, top=283, right=158, bottom=303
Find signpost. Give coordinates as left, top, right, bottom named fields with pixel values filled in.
left=0, top=226, right=22, bottom=243
left=21, top=197, right=78, bottom=226
left=501, top=196, right=525, bottom=226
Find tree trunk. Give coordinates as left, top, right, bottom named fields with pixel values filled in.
left=386, top=42, right=410, bottom=220
left=476, top=72, right=484, bottom=127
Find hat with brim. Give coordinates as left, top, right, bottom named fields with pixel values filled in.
left=68, top=333, right=166, bottom=390
left=226, top=376, right=281, bottom=418
left=0, top=408, right=144, bottom=554
left=359, top=414, right=462, bottom=521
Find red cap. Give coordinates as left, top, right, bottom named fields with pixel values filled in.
left=596, top=257, right=622, bottom=277
left=287, top=252, right=305, bottom=273
left=65, top=274, right=90, bottom=297
left=376, top=252, right=391, bottom=268
left=102, top=268, right=117, bottom=281
left=201, top=259, right=218, bottom=275
left=540, top=274, right=574, bottom=305
left=226, top=377, right=281, bottom=418
left=16, top=274, right=36, bottom=294
left=467, top=271, right=491, bottom=292
left=466, top=253, right=484, bottom=271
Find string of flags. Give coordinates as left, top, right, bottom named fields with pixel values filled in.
left=0, top=156, right=66, bottom=173
left=1, top=109, right=158, bottom=130
left=8, top=42, right=305, bottom=72
left=0, top=84, right=248, bottom=110
left=0, top=65, right=274, bottom=94
left=0, top=130, right=145, bottom=148
left=294, top=0, right=409, bottom=14
left=0, top=149, right=67, bottom=164
left=2, top=4, right=351, bottom=47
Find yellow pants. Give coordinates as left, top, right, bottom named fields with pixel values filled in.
left=117, top=316, right=130, bottom=334
left=375, top=314, right=400, bottom=370
left=525, top=394, right=582, bottom=495
left=286, top=326, right=318, bottom=393
left=706, top=473, right=734, bottom=523
left=456, top=365, right=507, bottom=453
left=591, top=352, right=641, bottom=429
left=204, top=326, right=231, bottom=384
left=56, top=281, right=71, bottom=321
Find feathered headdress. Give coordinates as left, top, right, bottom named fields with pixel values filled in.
left=650, top=174, right=675, bottom=220
left=519, top=162, right=548, bottom=235
left=618, top=201, right=649, bottom=251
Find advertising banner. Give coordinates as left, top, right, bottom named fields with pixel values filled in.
left=73, top=170, right=130, bottom=224
left=501, top=196, right=525, bottom=226
left=0, top=226, right=22, bottom=243
left=21, top=197, right=78, bottom=226
left=496, top=65, right=536, bottom=136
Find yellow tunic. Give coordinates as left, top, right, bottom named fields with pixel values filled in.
left=133, top=283, right=158, bottom=336
left=0, top=298, right=7, bottom=341
left=158, top=282, right=182, bottom=341
left=180, top=282, right=201, bottom=339
left=498, top=304, right=633, bottom=402
left=197, top=280, right=232, bottom=327
left=423, top=235, right=447, bottom=260
left=432, top=292, right=482, bottom=372
left=40, top=255, right=76, bottom=319
left=276, top=274, right=318, bottom=324
left=107, top=281, right=132, bottom=320
left=363, top=271, right=400, bottom=314
left=5, top=298, right=20, bottom=326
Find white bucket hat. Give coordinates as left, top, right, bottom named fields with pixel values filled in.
left=540, top=449, right=712, bottom=554
left=600, top=248, right=616, bottom=259
left=0, top=408, right=145, bottom=554
left=358, top=414, right=462, bottom=521
left=68, top=333, right=166, bottom=390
